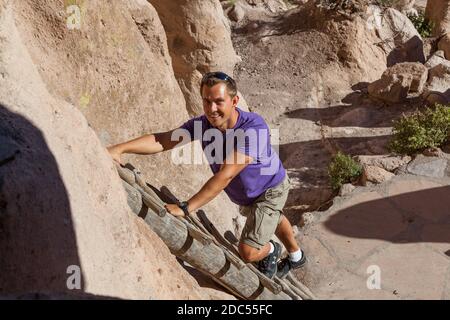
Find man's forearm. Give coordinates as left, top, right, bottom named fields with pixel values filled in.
left=187, top=172, right=232, bottom=213
left=112, top=134, right=164, bottom=155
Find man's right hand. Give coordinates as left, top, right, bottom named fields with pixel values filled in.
left=107, top=145, right=123, bottom=165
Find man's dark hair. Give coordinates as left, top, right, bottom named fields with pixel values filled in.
left=200, top=71, right=237, bottom=98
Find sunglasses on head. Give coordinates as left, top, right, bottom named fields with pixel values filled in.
left=202, top=71, right=233, bottom=83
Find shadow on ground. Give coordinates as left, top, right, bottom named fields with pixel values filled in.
left=324, top=186, right=450, bottom=245
left=283, top=88, right=421, bottom=129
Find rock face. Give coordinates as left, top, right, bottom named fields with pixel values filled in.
left=236, top=1, right=388, bottom=113
left=11, top=0, right=243, bottom=241
left=375, top=8, right=425, bottom=66
left=425, top=0, right=450, bottom=37
left=0, top=0, right=233, bottom=299
left=149, top=0, right=240, bottom=116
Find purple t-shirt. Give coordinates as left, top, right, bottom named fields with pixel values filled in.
left=180, top=107, right=286, bottom=206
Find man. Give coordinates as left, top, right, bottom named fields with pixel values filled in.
left=107, top=72, right=306, bottom=278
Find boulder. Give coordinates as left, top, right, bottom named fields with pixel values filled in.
left=330, top=9, right=387, bottom=84
left=425, top=0, right=450, bottom=37
left=361, top=165, right=396, bottom=185
left=438, top=32, right=450, bottom=60
left=406, top=155, right=448, bottom=178
left=423, top=63, right=450, bottom=105
left=375, top=8, right=425, bottom=66
left=385, top=62, right=428, bottom=92
left=368, top=72, right=412, bottom=103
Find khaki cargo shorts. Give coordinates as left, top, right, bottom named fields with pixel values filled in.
left=239, top=174, right=291, bottom=250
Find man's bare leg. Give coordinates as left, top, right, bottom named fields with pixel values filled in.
left=238, top=215, right=300, bottom=263
left=275, top=215, right=300, bottom=253
left=238, top=242, right=271, bottom=263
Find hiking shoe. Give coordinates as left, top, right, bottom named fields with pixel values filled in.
left=257, top=240, right=282, bottom=279
left=276, top=250, right=307, bottom=279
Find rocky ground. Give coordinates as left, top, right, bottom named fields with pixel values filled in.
left=296, top=155, right=450, bottom=299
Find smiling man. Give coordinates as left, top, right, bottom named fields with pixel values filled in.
left=107, top=72, right=306, bottom=278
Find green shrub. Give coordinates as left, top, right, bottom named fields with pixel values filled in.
left=328, top=152, right=363, bottom=191
left=408, top=12, right=434, bottom=38
left=389, top=104, right=450, bottom=155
